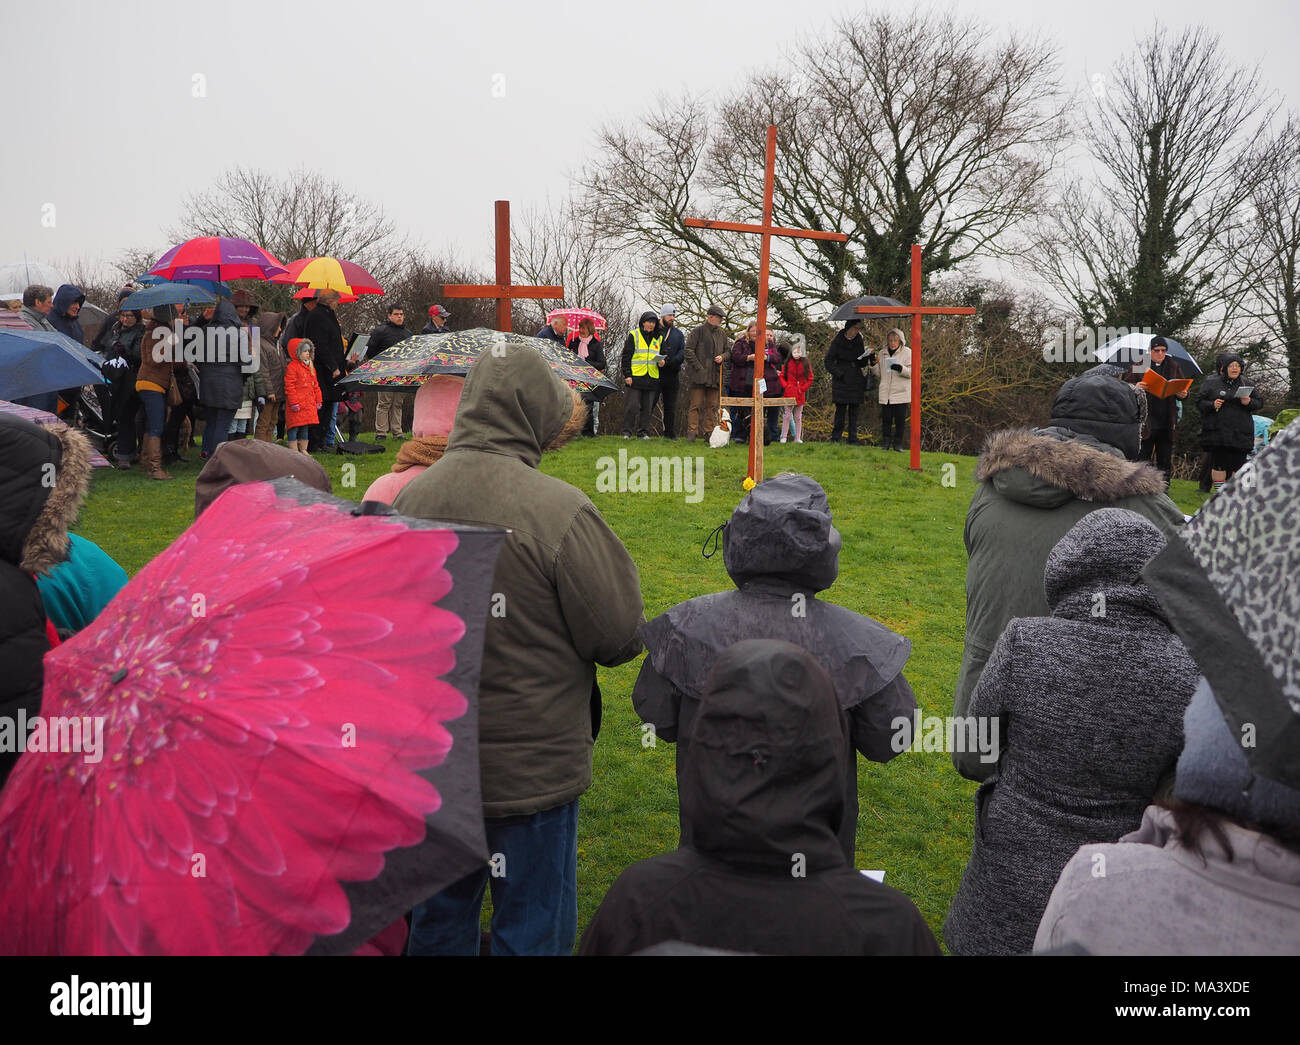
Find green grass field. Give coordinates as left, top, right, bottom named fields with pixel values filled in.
left=73, top=433, right=1209, bottom=944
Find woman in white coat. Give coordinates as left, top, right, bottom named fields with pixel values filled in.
left=870, top=327, right=912, bottom=452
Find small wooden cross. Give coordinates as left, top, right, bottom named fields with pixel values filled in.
left=853, top=244, right=977, bottom=470
left=685, top=125, right=848, bottom=483
left=442, top=200, right=563, bottom=332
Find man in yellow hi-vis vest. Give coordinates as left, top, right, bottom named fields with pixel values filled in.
left=620, top=310, right=664, bottom=439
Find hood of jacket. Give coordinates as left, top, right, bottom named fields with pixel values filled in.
left=445, top=342, right=582, bottom=469
left=51, top=284, right=85, bottom=318
left=0, top=415, right=92, bottom=574
left=1044, top=506, right=1169, bottom=621
left=195, top=439, right=333, bottom=517
left=680, top=639, right=848, bottom=872
left=1217, top=352, right=1245, bottom=380
left=634, top=312, right=662, bottom=340
left=1050, top=372, right=1142, bottom=459
left=975, top=427, right=1168, bottom=509
left=207, top=299, right=242, bottom=331
left=723, top=473, right=840, bottom=593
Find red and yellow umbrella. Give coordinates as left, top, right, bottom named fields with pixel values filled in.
left=273, top=257, right=384, bottom=297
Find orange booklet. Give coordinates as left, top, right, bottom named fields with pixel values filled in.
left=1138, top=369, right=1193, bottom=399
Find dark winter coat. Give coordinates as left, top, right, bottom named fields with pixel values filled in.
left=683, top=321, right=728, bottom=388
left=365, top=318, right=411, bottom=360
left=728, top=337, right=758, bottom=394
left=566, top=335, right=606, bottom=373
left=633, top=474, right=916, bottom=863
left=1124, top=356, right=1186, bottom=437
left=303, top=303, right=347, bottom=402
left=100, top=319, right=145, bottom=369
left=196, top=300, right=247, bottom=411
left=535, top=324, right=569, bottom=345
left=0, top=416, right=93, bottom=788
left=420, top=319, right=449, bottom=336
left=657, top=324, right=686, bottom=386
left=1197, top=354, right=1261, bottom=452
left=943, top=509, right=1199, bottom=955
left=583, top=640, right=940, bottom=956
left=48, top=285, right=86, bottom=345
left=955, top=419, right=1185, bottom=781
left=824, top=328, right=871, bottom=404
left=394, top=345, right=645, bottom=817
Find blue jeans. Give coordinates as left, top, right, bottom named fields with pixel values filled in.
left=407, top=798, right=579, bottom=956
left=202, top=407, right=235, bottom=456
left=322, top=401, right=339, bottom=447
left=139, top=389, right=166, bottom=438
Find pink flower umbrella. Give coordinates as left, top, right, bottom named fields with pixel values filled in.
left=0, top=479, right=505, bottom=956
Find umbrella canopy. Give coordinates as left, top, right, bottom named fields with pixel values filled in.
left=122, top=283, right=217, bottom=310
left=1142, top=422, right=1300, bottom=790
left=546, top=307, right=606, bottom=334
left=339, top=327, right=619, bottom=399
left=0, top=401, right=111, bottom=466
left=0, top=330, right=107, bottom=401
left=136, top=273, right=232, bottom=298
left=149, top=237, right=288, bottom=283
left=0, top=478, right=507, bottom=955
left=273, top=257, right=383, bottom=297
left=1096, top=332, right=1203, bottom=375
left=829, top=295, right=905, bottom=322
left=294, top=285, right=355, bottom=302
left=0, top=260, right=68, bottom=300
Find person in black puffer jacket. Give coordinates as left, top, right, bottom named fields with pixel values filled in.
left=824, top=320, right=872, bottom=443
left=98, top=301, right=146, bottom=468
left=1197, top=352, right=1261, bottom=492
left=0, top=415, right=94, bottom=790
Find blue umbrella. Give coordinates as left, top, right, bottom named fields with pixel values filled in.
left=1096, top=332, right=1202, bottom=375
left=122, top=282, right=216, bottom=310
left=0, top=330, right=108, bottom=400
left=135, top=273, right=231, bottom=298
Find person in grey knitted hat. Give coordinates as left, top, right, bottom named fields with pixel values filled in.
left=1035, top=423, right=1300, bottom=954
left=943, top=507, right=1199, bottom=955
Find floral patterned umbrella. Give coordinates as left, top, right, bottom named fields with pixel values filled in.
left=338, top=327, right=619, bottom=399
left=0, top=478, right=506, bottom=955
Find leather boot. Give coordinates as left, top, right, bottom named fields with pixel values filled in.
left=144, top=436, right=173, bottom=480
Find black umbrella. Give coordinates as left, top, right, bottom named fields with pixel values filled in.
left=1142, top=423, right=1300, bottom=790
left=828, top=295, right=906, bottom=322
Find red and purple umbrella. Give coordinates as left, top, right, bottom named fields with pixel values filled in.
left=149, top=237, right=288, bottom=283
left=0, top=478, right=505, bottom=955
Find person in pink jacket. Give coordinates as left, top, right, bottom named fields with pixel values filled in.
left=779, top=344, right=814, bottom=443
left=362, top=375, right=464, bottom=504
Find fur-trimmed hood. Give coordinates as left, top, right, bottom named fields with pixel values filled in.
left=0, top=415, right=93, bottom=575
left=976, top=427, right=1167, bottom=507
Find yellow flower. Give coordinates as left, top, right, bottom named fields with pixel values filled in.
left=742, top=476, right=756, bottom=490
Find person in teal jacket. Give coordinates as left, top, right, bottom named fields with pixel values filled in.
left=36, top=533, right=128, bottom=638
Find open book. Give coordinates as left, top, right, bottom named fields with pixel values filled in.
left=1138, top=369, right=1193, bottom=399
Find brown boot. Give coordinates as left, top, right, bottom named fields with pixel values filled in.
left=144, top=436, right=173, bottom=480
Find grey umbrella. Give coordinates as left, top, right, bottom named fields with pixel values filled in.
left=828, top=295, right=905, bottom=322
left=1142, top=421, right=1300, bottom=789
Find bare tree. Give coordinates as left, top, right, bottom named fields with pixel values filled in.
left=172, top=166, right=409, bottom=293
left=580, top=10, right=1068, bottom=335
left=1228, top=118, right=1300, bottom=404
left=1033, top=25, right=1276, bottom=343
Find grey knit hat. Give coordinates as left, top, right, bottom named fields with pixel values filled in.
left=1175, top=678, right=1300, bottom=832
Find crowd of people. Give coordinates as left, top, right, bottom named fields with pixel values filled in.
left=2, top=285, right=1295, bottom=955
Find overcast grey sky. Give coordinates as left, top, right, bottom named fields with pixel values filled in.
left=1, top=0, right=1296, bottom=284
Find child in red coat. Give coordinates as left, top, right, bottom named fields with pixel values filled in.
left=780, top=346, right=814, bottom=443
left=283, top=338, right=323, bottom=454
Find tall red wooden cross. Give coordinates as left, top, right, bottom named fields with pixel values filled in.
left=854, top=245, right=976, bottom=471
left=442, top=200, right=563, bottom=332
left=684, top=125, right=848, bottom=482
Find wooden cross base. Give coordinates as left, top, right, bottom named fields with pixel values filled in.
left=718, top=395, right=797, bottom=481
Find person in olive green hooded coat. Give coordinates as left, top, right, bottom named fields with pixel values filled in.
left=394, top=343, right=645, bottom=956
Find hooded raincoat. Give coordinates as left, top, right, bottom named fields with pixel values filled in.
left=955, top=376, right=1186, bottom=780
left=582, top=640, right=940, bottom=955
left=633, top=474, right=915, bottom=862
left=394, top=345, right=645, bottom=817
